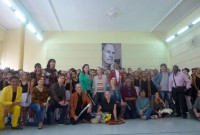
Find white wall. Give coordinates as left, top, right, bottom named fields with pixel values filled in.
left=167, top=6, right=200, bottom=70
left=168, top=25, right=200, bottom=69
left=23, top=30, right=168, bottom=71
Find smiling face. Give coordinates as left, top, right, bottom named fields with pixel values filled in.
left=84, top=66, right=89, bottom=74
left=105, top=91, right=111, bottom=101
left=75, top=83, right=82, bottom=94
left=37, top=77, right=45, bottom=86
left=102, top=44, right=115, bottom=65
left=57, top=75, right=65, bottom=84
left=154, top=92, right=160, bottom=99
left=10, top=78, right=19, bottom=88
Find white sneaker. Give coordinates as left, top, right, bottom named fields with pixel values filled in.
left=141, top=116, right=147, bottom=120
left=151, top=115, right=158, bottom=119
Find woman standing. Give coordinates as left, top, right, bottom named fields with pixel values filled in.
left=182, top=68, right=192, bottom=110
left=71, top=69, right=79, bottom=93
left=64, top=72, right=72, bottom=93
left=132, top=71, right=140, bottom=96
left=139, top=71, right=150, bottom=98
left=29, top=76, right=49, bottom=129
left=79, top=64, right=93, bottom=96
left=194, top=68, right=200, bottom=102
left=43, top=59, right=58, bottom=88
left=150, top=70, right=158, bottom=99
left=19, top=72, right=31, bottom=125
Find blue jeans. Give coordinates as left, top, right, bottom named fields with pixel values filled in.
left=137, top=108, right=152, bottom=119
left=29, top=103, right=44, bottom=124
left=143, top=108, right=152, bottom=119
left=47, top=102, right=69, bottom=124
left=160, top=91, right=170, bottom=102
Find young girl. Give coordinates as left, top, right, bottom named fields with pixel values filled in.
left=20, top=72, right=31, bottom=125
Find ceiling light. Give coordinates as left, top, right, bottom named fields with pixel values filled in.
left=105, top=6, right=120, bottom=20
left=14, top=10, right=26, bottom=23
left=177, top=26, right=189, bottom=35
left=36, top=34, right=43, bottom=41
left=166, top=35, right=175, bottom=42
left=3, top=0, right=12, bottom=8
left=192, top=17, right=200, bottom=25
left=27, top=23, right=36, bottom=33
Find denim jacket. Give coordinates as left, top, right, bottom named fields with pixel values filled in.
left=152, top=72, right=171, bottom=88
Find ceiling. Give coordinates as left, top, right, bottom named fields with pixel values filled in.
left=1, top=0, right=200, bottom=32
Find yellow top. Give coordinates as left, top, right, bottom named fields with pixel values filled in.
left=0, top=85, right=22, bottom=106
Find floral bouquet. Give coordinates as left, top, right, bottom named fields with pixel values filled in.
left=101, top=112, right=111, bottom=123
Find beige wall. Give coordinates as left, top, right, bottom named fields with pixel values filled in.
left=0, top=29, right=22, bottom=69
left=22, top=30, right=168, bottom=71
left=0, top=28, right=5, bottom=68
left=167, top=6, right=200, bottom=70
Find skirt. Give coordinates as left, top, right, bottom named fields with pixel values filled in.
left=20, top=93, right=31, bottom=107
left=134, top=86, right=140, bottom=97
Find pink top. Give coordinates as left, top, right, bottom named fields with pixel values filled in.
left=169, top=72, right=191, bottom=92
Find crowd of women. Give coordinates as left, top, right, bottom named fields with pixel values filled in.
left=0, top=59, right=200, bottom=130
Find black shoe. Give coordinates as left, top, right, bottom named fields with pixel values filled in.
left=182, top=115, right=187, bottom=119
left=11, top=126, right=23, bottom=130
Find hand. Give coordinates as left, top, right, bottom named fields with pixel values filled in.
left=64, top=101, right=69, bottom=106
left=195, top=113, right=200, bottom=118
left=73, top=116, right=78, bottom=121
left=59, top=101, right=65, bottom=106
left=158, top=112, right=162, bottom=118
left=158, top=86, right=162, bottom=90
left=97, top=111, right=101, bottom=116
left=121, top=101, right=126, bottom=106
left=87, top=107, right=92, bottom=113
left=140, top=111, right=144, bottom=116
left=184, top=89, right=187, bottom=92
left=4, top=106, right=10, bottom=113
left=142, top=108, right=146, bottom=112
left=25, top=98, right=29, bottom=103
left=12, top=102, right=20, bottom=106
left=43, top=103, right=49, bottom=106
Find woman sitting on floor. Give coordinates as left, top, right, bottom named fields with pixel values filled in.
left=91, top=91, right=117, bottom=123
left=151, top=92, right=172, bottom=119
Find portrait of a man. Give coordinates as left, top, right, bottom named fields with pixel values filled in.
left=102, top=43, right=121, bottom=70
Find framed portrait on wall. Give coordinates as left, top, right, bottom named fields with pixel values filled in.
left=102, top=43, right=122, bottom=70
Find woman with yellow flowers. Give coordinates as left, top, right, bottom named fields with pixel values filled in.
left=91, top=91, right=117, bottom=123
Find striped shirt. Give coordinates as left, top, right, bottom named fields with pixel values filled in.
left=97, top=77, right=104, bottom=92
left=136, top=97, right=150, bottom=113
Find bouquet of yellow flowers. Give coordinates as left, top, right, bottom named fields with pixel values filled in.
left=101, top=113, right=111, bottom=123
left=105, top=113, right=111, bottom=122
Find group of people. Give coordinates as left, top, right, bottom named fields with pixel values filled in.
left=0, top=59, right=200, bottom=130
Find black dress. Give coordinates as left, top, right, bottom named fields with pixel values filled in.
left=21, top=82, right=28, bottom=93
left=134, top=79, right=140, bottom=87
left=150, top=80, right=157, bottom=96
left=141, top=79, right=148, bottom=97
left=72, top=79, right=79, bottom=93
